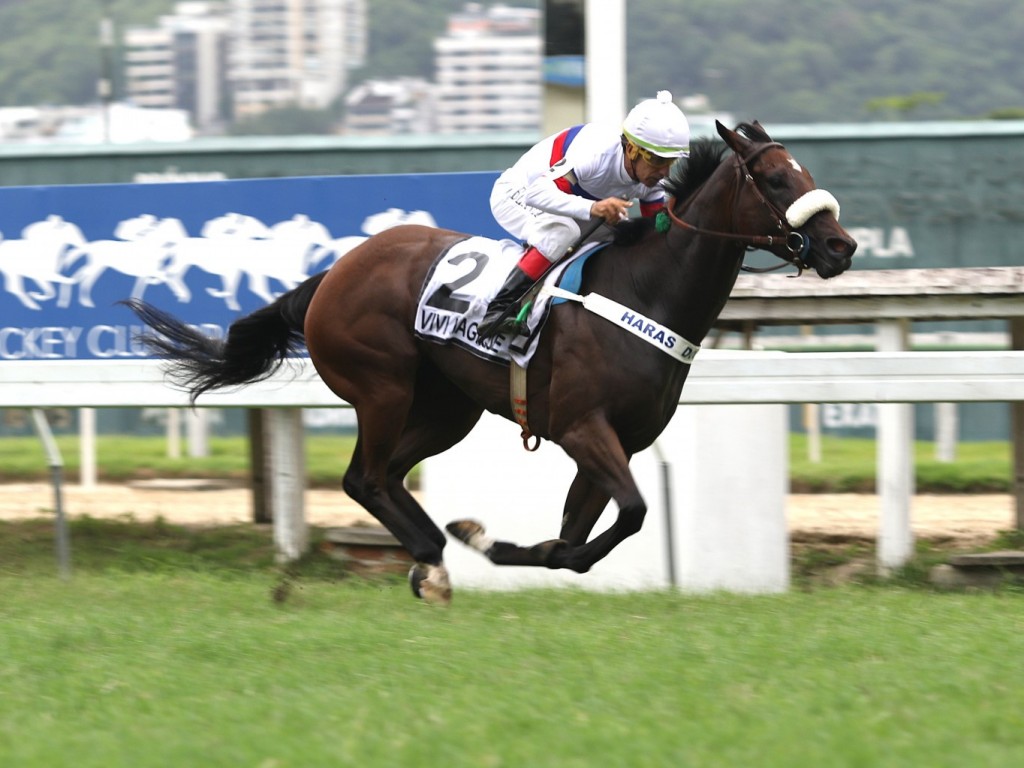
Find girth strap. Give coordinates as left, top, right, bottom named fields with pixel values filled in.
left=509, top=362, right=541, bottom=451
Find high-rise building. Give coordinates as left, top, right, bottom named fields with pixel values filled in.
left=123, top=2, right=231, bottom=133
left=433, top=3, right=542, bottom=134
left=229, top=0, right=367, bottom=119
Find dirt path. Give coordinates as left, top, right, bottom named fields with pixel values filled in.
left=0, top=482, right=1016, bottom=544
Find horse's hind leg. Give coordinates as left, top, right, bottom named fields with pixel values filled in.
left=344, top=422, right=454, bottom=603
left=386, top=382, right=484, bottom=601
left=343, top=369, right=483, bottom=603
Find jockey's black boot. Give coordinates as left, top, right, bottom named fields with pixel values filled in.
left=477, top=266, right=536, bottom=340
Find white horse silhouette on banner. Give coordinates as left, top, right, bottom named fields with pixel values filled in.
left=2, top=208, right=439, bottom=312
left=0, top=216, right=87, bottom=310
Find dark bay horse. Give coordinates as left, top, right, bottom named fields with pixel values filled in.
left=124, top=121, right=855, bottom=604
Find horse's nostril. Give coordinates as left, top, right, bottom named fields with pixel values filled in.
left=828, top=237, right=856, bottom=258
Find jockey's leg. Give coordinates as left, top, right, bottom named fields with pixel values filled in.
left=477, top=216, right=579, bottom=339
left=476, top=246, right=549, bottom=339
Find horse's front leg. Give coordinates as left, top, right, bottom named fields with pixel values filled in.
left=549, top=420, right=648, bottom=573
left=446, top=519, right=570, bottom=567
left=457, top=472, right=611, bottom=567
left=559, top=471, right=613, bottom=546
left=448, top=422, right=639, bottom=574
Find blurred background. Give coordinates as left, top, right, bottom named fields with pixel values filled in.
left=0, top=0, right=1018, bottom=144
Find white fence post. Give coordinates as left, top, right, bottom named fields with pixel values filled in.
left=876, top=320, right=915, bottom=571
left=935, top=402, right=958, bottom=462
left=186, top=408, right=209, bottom=458
left=264, top=408, right=308, bottom=562
left=78, top=407, right=97, bottom=490
left=665, top=402, right=790, bottom=593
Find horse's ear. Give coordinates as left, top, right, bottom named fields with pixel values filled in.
left=717, top=121, right=752, bottom=156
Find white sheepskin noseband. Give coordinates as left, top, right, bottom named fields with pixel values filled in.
left=786, top=189, right=840, bottom=228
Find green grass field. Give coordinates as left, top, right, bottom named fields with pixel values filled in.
left=1, top=455, right=1021, bottom=766
left=2, top=565, right=1023, bottom=767
left=0, top=432, right=1014, bottom=493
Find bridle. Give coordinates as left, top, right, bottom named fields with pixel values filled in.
left=662, top=141, right=839, bottom=273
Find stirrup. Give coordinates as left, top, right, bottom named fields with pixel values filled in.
left=496, top=301, right=532, bottom=338
left=479, top=299, right=529, bottom=339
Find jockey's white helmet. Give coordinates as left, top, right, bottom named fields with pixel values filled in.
left=622, top=91, right=690, bottom=159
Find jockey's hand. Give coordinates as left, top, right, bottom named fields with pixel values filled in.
left=591, top=197, right=633, bottom=225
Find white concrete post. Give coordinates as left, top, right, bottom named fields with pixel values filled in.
left=166, top=408, right=181, bottom=459
left=666, top=403, right=790, bottom=593
left=876, top=320, right=915, bottom=571
left=934, top=402, right=958, bottom=462
left=264, top=408, right=308, bottom=562
left=186, top=408, right=209, bottom=458
left=78, top=407, right=97, bottom=489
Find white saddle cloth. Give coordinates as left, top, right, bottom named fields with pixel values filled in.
left=413, top=236, right=595, bottom=368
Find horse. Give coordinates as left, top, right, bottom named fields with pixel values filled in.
left=123, top=121, right=856, bottom=605
left=0, top=215, right=86, bottom=310
left=162, top=213, right=336, bottom=310
left=57, top=214, right=181, bottom=308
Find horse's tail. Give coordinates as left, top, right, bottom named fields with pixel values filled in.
left=121, top=270, right=328, bottom=404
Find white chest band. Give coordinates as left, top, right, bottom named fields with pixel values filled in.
left=540, top=285, right=700, bottom=365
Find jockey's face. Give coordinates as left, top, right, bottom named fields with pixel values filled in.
left=634, top=153, right=676, bottom=187
left=625, top=141, right=677, bottom=187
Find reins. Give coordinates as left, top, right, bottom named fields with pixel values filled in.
left=662, top=142, right=811, bottom=272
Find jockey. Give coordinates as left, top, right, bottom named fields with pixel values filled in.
left=478, top=90, right=691, bottom=339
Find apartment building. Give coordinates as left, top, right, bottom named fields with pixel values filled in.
left=343, top=78, right=435, bottom=135
left=433, top=3, right=542, bottom=134
left=123, top=2, right=231, bottom=132
left=230, top=0, right=367, bottom=119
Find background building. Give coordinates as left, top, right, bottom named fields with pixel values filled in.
left=433, top=3, right=542, bottom=134
left=123, top=2, right=231, bottom=133
left=343, top=78, right=435, bottom=135
left=229, top=0, right=367, bottom=119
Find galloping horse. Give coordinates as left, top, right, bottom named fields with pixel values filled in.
left=124, top=122, right=856, bottom=604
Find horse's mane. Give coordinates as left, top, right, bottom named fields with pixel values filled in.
left=662, top=122, right=771, bottom=203
left=612, top=122, right=770, bottom=246
left=612, top=136, right=727, bottom=246
left=662, top=137, right=728, bottom=203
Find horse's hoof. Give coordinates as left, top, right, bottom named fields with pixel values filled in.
left=408, top=563, right=426, bottom=598
left=408, top=563, right=452, bottom=606
left=446, top=519, right=495, bottom=554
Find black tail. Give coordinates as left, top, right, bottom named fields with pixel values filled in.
left=121, top=271, right=328, bottom=404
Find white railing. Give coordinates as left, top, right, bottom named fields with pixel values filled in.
left=5, top=349, right=1024, bottom=589
left=7, top=350, right=1024, bottom=407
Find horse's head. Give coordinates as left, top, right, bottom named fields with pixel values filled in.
left=715, top=120, right=856, bottom=279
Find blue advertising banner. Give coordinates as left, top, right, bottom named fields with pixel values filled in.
left=0, top=172, right=505, bottom=361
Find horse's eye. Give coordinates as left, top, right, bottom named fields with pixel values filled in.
left=766, top=173, right=789, bottom=190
